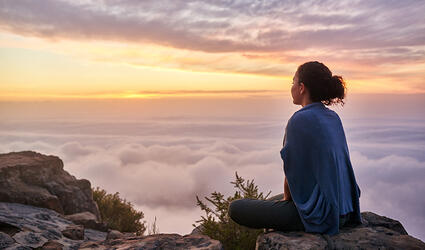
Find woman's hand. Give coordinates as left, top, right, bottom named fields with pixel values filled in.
left=282, top=176, right=292, bottom=201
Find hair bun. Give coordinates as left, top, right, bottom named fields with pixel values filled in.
left=296, top=61, right=346, bottom=106
left=330, top=75, right=346, bottom=101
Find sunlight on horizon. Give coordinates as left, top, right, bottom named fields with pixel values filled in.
left=1, top=30, right=424, bottom=101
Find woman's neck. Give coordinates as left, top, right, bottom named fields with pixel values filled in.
left=301, top=99, right=313, bottom=107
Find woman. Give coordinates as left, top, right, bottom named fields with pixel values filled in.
left=228, top=61, right=362, bottom=235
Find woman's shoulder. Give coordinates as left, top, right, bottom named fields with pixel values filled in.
left=292, top=104, right=341, bottom=122
left=287, top=111, right=314, bottom=130
left=289, top=106, right=323, bottom=126
left=288, top=106, right=344, bottom=138
left=286, top=111, right=321, bottom=139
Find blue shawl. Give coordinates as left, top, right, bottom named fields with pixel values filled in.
left=280, top=102, right=362, bottom=235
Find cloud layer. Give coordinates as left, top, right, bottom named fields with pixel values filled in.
left=1, top=95, right=425, bottom=239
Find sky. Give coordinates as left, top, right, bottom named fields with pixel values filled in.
left=0, top=0, right=425, bottom=99
left=1, top=0, right=425, bottom=241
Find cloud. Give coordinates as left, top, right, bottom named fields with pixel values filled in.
left=117, top=143, right=204, bottom=166
left=1, top=0, right=424, bottom=88
left=60, top=141, right=96, bottom=159
left=0, top=0, right=259, bottom=53
left=1, top=96, right=425, bottom=239
left=1, top=0, right=424, bottom=54
left=0, top=115, right=287, bottom=211
left=351, top=151, right=425, bottom=239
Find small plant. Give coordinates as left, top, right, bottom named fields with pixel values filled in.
left=92, top=187, right=147, bottom=235
left=193, top=172, right=271, bottom=250
left=147, top=216, right=160, bottom=235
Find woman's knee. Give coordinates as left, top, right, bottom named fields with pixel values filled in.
left=228, top=199, right=244, bottom=222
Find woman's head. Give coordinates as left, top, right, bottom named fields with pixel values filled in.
left=291, top=61, right=346, bottom=106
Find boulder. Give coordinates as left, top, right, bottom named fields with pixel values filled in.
left=0, top=151, right=101, bottom=220
left=256, top=211, right=425, bottom=250
left=106, top=229, right=124, bottom=240
left=65, top=212, right=108, bottom=232
left=61, top=224, right=84, bottom=240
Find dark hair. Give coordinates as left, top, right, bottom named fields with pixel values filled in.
left=297, top=61, right=346, bottom=106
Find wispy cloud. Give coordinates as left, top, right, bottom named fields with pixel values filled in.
left=1, top=0, right=424, bottom=53
left=1, top=0, right=424, bottom=83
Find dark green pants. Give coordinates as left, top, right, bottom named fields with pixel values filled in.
left=228, top=193, right=350, bottom=232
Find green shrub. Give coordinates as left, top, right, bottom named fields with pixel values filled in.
left=193, top=172, right=271, bottom=250
left=92, top=187, right=146, bottom=235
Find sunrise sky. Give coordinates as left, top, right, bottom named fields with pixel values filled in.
left=1, top=0, right=425, bottom=241
left=1, top=0, right=424, bottom=100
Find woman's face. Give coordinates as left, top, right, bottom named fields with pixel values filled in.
left=291, top=70, right=302, bottom=105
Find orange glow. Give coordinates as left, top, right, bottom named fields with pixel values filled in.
left=1, top=31, right=424, bottom=102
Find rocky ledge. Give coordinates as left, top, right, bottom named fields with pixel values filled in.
left=256, top=211, right=425, bottom=249
left=0, top=151, right=222, bottom=249
left=0, top=202, right=106, bottom=249
left=0, top=202, right=221, bottom=249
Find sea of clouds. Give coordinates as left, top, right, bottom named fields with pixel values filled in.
left=1, top=94, right=424, bottom=240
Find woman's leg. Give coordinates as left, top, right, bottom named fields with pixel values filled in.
left=227, top=195, right=304, bottom=232
left=266, top=193, right=284, bottom=201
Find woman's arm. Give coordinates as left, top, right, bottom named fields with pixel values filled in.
left=282, top=176, right=292, bottom=201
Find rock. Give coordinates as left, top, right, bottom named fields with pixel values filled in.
left=79, top=233, right=223, bottom=249
left=0, top=202, right=107, bottom=249
left=0, top=151, right=101, bottom=221
left=84, top=229, right=109, bottom=242
left=326, top=226, right=425, bottom=250
left=0, top=231, right=15, bottom=249
left=123, top=232, right=137, bottom=237
left=256, top=231, right=327, bottom=249
left=65, top=211, right=97, bottom=222
left=39, top=240, right=65, bottom=250
left=0, top=202, right=222, bottom=249
left=65, top=212, right=108, bottom=232
left=12, top=231, right=47, bottom=249
left=106, top=229, right=124, bottom=240
left=361, top=211, right=408, bottom=235
left=256, top=211, right=425, bottom=250
left=61, top=225, right=84, bottom=240
left=190, top=224, right=204, bottom=235
left=0, top=221, right=20, bottom=235
left=0, top=151, right=224, bottom=249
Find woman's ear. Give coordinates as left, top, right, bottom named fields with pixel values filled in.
left=299, top=82, right=306, bottom=95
